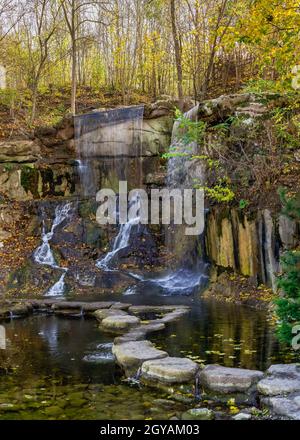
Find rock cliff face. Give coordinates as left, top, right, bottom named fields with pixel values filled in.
left=206, top=207, right=299, bottom=291
left=0, top=94, right=299, bottom=297
left=0, top=99, right=177, bottom=296
left=0, top=106, right=174, bottom=202
left=197, top=93, right=300, bottom=293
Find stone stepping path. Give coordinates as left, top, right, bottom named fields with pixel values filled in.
left=141, top=357, right=199, bottom=384
left=2, top=298, right=300, bottom=419
left=112, top=340, right=168, bottom=376
left=258, top=364, right=300, bottom=419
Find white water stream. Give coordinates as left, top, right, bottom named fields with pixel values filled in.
left=34, top=203, right=72, bottom=296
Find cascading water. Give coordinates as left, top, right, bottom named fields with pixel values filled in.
left=46, top=272, right=67, bottom=297
left=149, top=104, right=208, bottom=294
left=34, top=203, right=73, bottom=296
left=126, top=104, right=208, bottom=296
left=74, top=106, right=144, bottom=274
left=74, top=106, right=144, bottom=198
left=96, top=193, right=141, bottom=271
left=34, top=203, right=72, bottom=268
left=74, top=103, right=207, bottom=296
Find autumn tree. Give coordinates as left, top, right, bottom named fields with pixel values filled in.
left=24, top=0, right=60, bottom=123
left=170, top=0, right=183, bottom=103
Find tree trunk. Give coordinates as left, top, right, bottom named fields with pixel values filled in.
left=30, top=85, right=38, bottom=124
left=170, top=0, right=183, bottom=106
left=71, top=36, right=77, bottom=115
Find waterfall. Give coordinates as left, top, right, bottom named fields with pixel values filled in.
left=167, top=104, right=201, bottom=188
left=34, top=202, right=73, bottom=296
left=96, top=192, right=141, bottom=271
left=74, top=106, right=144, bottom=272
left=74, top=106, right=144, bottom=197
left=34, top=203, right=72, bottom=268
left=46, top=271, right=67, bottom=297
left=148, top=104, right=208, bottom=295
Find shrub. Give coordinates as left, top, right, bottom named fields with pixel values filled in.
left=275, top=189, right=300, bottom=345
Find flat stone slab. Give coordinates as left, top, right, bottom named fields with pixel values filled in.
left=94, top=309, right=128, bottom=322
left=158, top=309, right=189, bottom=323
left=114, top=329, right=147, bottom=344
left=141, top=357, right=199, bottom=384
left=262, top=393, right=300, bottom=420
left=267, top=364, right=300, bottom=378
left=50, top=301, right=113, bottom=310
left=112, top=340, right=168, bottom=375
left=82, top=303, right=116, bottom=312
left=128, top=305, right=190, bottom=314
left=200, top=365, right=264, bottom=394
left=111, top=302, right=132, bottom=310
left=258, top=378, right=300, bottom=396
left=258, top=364, right=300, bottom=397
left=140, top=322, right=166, bottom=333
left=101, top=315, right=140, bottom=332
left=25, top=300, right=117, bottom=313
left=114, top=321, right=166, bottom=344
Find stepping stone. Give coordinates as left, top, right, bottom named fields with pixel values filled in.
left=128, top=305, right=190, bottom=314
left=158, top=309, right=189, bottom=323
left=140, top=321, right=166, bottom=333
left=101, top=315, right=140, bottom=333
left=128, top=305, right=175, bottom=314
left=258, top=378, right=300, bottom=396
left=258, top=364, right=300, bottom=397
left=94, top=309, right=127, bottom=322
left=112, top=340, right=168, bottom=376
left=267, top=364, right=300, bottom=378
left=82, top=302, right=114, bottom=312
left=200, top=365, right=264, bottom=394
left=114, top=322, right=165, bottom=344
left=262, top=393, right=300, bottom=420
left=141, top=357, right=199, bottom=384
left=52, top=301, right=113, bottom=311
left=111, top=302, right=132, bottom=310
left=114, top=329, right=147, bottom=344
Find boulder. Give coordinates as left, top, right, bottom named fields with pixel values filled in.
left=141, top=117, right=173, bottom=156
left=0, top=140, right=41, bottom=162
left=143, top=97, right=194, bottom=119
left=141, top=357, right=198, bottom=384
left=112, top=340, right=168, bottom=376
left=200, top=365, right=264, bottom=395
left=0, top=168, right=31, bottom=200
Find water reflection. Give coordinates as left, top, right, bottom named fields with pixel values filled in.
left=151, top=299, right=298, bottom=370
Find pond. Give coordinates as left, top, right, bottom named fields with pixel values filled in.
left=0, top=290, right=297, bottom=420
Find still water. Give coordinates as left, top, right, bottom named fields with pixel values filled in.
left=0, top=294, right=298, bottom=420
